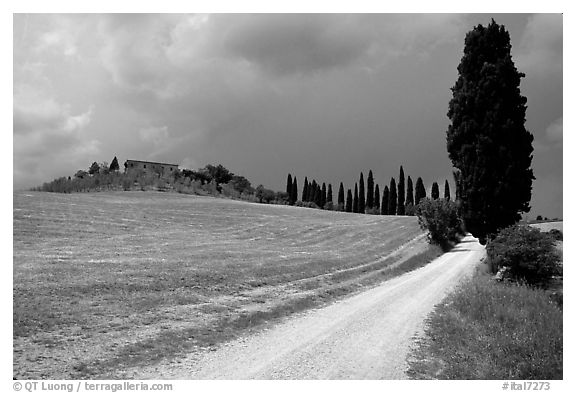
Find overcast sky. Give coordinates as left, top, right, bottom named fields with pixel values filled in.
left=13, top=13, right=562, bottom=219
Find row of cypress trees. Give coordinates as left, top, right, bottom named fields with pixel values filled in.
left=286, top=167, right=452, bottom=215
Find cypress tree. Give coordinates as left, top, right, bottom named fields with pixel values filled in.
left=444, top=180, right=451, bottom=200
left=359, top=172, right=365, bottom=213
left=415, top=177, right=426, bottom=205
left=431, top=182, right=440, bottom=200
left=303, top=177, right=309, bottom=202
left=310, top=180, right=317, bottom=203
left=405, top=176, right=415, bottom=215
left=321, top=183, right=327, bottom=208
left=388, top=178, right=397, bottom=215
left=406, top=176, right=414, bottom=207
left=286, top=174, right=293, bottom=204
left=346, top=189, right=353, bottom=212
left=338, top=182, right=345, bottom=207
left=447, top=20, right=534, bottom=243
left=110, top=156, right=120, bottom=172
left=374, top=184, right=380, bottom=211
left=327, top=183, right=333, bottom=205
left=314, top=184, right=322, bottom=207
left=366, top=170, right=374, bottom=209
left=291, top=177, right=298, bottom=204
left=353, top=183, right=359, bottom=213
left=453, top=171, right=461, bottom=202
left=381, top=186, right=389, bottom=215
left=397, top=166, right=405, bottom=215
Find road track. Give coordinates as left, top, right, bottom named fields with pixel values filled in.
left=139, top=235, right=485, bottom=379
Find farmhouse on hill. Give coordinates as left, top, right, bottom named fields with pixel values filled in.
left=124, top=159, right=179, bottom=178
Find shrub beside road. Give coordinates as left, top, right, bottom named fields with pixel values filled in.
left=408, top=224, right=563, bottom=380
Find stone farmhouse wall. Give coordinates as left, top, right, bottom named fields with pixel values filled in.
left=124, top=160, right=179, bottom=178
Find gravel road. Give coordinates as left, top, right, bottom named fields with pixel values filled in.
left=142, top=235, right=485, bottom=380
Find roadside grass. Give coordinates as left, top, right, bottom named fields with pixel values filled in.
left=407, top=270, right=563, bottom=380
left=14, top=191, right=435, bottom=379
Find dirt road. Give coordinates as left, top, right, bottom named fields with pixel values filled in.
left=139, top=235, right=485, bottom=380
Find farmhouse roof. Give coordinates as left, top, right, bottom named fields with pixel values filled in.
left=125, top=159, right=179, bottom=167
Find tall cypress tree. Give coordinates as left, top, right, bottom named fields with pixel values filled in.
left=291, top=177, right=298, bottom=204
left=381, top=186, right=389, bottom=215
left=406, top=176, right=414, bottom=208
left=447, top=20, right=534, bottom=243
left=388, top=178, right=397, bottom=215
left=314, top=184, right=322, bottom=207
left=321, top=183, right=327, bottom=208
left=374, top=184, right=380, bottom=211
left=453, top=171, right=461, bottom=202
left=415, top=177, right=426, bottom=205
left=397, top=166, right=405, bottom=215
left=327, top=183, right=333, bottom=205
left=110, top=156, right=120, bottom=172
left=338, top=182, right=345, bottom=207
left=359, top=172, right=365, bottom=213
left=310, top=180, right=317, bottom=203
left=444, top=180, right=451, bottom=200
left=303, top=177, right=309, bottom=202
left=431, top=181, right=440, bottom=200
left=346, top=189, right=353, bottom=212
left=286, top=174, right=293, bottom=204
left=353, top=183, right=359, bottom=213
left=366, top=170, right=374, bottom=209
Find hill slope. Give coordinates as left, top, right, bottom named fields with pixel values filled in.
left=13, top=191, right=427, bottom=379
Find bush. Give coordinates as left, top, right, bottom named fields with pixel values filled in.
left=323, top=201, right=335, bottom=211
left=204, top=164, right=233, bottom=184
left=228, top=174, right=253, bottom=194
left=405, top=203, right=416, bottom=216
left=219, top=183, right=241, bottom=199
left=486, top=225, right=561, bottom=287
left=255, top=185, right=276, bottom=204
left=548, top=229, right=563, bottom=241
left=295, top=201, right=319, bottom=209
left=181, top=169, right=211, bottom=185
left=416, top=198, right=463, bottom=249
left=122, top=177, right=133, bottom=191
left=207, top=180, right=221, bottom=194
left=365, top=207, right=379, bottom=215
left=275, top=191, right=290, bottom=204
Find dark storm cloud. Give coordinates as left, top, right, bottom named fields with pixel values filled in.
left=218, top=14, right=374, bottom=76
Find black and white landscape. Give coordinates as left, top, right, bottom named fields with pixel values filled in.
left=13, top=13, right=563, bottom=381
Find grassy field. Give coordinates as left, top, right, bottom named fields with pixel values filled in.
left=407, top=266, right=563, bottom=380
left=13, top=191, right=430, bottom=379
